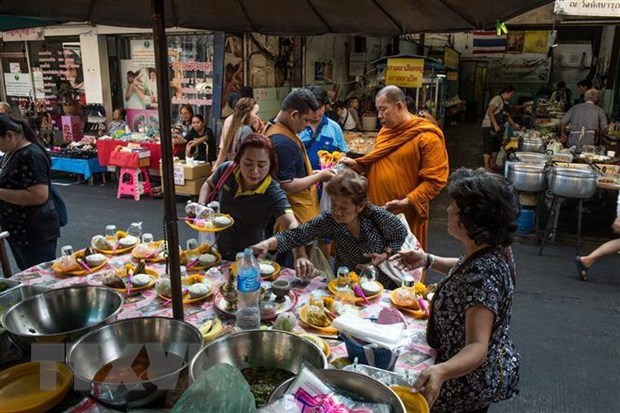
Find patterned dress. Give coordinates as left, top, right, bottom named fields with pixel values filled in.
left=427, top=247, right=520, bottom=413
left=274, top=205, right=408, bottom=272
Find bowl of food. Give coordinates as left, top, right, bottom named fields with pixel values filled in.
left=2, top=285, right=124, bottom=352
left=198, top=253, right=217, bottom=266
left=361, top=281, right=382, bottom=297
left=119, top=236, right=139, bottom=248
left=189, top=330, right=327, bottom=407
left=85, top=253, right=106, bottom=268
left=212, top=215, right=232, bottom=227
left=66, top=317, right=203, bottom=407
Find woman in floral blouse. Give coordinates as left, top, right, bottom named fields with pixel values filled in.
left=392, top=168, right=520, bottom=413
left=252, top=168, right=408, bottom=284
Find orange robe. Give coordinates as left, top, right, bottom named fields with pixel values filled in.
left=356, top=116, right=449, bottom=251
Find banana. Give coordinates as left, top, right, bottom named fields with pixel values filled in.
left=199, top=319, right=213, bottom=335
left=201, top=317, right=224, bottom=342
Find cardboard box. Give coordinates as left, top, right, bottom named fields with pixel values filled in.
left=159, top=160, right=211, bottom=181
left=159, top=160, right=212, bottom=196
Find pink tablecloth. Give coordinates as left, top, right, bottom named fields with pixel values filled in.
left=14, top=252, right=435, bottom=411
left=96, top=139, right=162, bottom=170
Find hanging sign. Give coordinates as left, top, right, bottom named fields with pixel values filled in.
left=385, top=58, right=424, bottom=88
left=443, top=48, right=459, bottom=70
left=4, top=73, right=33, bottom=97
left=349, top=53, right=366, bottom=77
left=2, top=27, right=44, bottom=42
left=554, top=0, right=620, bottom=17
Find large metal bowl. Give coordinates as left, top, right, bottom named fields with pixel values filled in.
left=1, top=285, right=123, bottom=351
left=507, top=162, right=547, bottom=192
left=0, top=285, right=49, bottom=334
left=269, top=369, right=406, bottom=412
left=548, top=167, right=598, bottom=199
left=190, top=329, right=327, bottom=383
left=66, top=317, right=203, bottom=407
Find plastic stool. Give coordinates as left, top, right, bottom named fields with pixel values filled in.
left=117, top=167, right=152, bottom=201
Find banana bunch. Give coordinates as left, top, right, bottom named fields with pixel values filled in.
left=199, top=317, right=225, bottom=343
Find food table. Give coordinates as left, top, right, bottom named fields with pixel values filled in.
left=344, top=131, right=377, bottom=157
left=4, top=251, right=435, bottom=411
left=96, top=138, right=162, bottom=170
left=50, top=156, right=108, bottom=186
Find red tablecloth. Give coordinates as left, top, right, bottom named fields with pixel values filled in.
left=96, top=140, right=162, bottom=169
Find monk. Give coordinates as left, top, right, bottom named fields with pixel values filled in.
left=342, top=86, right=449, bottom=251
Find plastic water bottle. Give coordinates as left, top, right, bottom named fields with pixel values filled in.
left=236, top=248, right=261, bottom=330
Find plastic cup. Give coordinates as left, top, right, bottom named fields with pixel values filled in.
left=142, top=233, right=154, bottom=243
left=61, top=245, right=74, bottom=257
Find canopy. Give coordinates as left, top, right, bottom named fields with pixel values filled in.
left=1, top=0, right=554, bottom=320
left=0, top=0, right=553, bottom=35
left=0, top=16, right=64, bottom=31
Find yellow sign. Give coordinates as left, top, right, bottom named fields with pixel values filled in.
left=447, top=71, right=458, bottom=81
left=523, top=31, right=549, bottom=54
left=385, top=58, right=424, bottom=88
left=443, top=48, right=459, bottom=70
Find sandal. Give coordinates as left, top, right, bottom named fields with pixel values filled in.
left=575, top=256, right=588, bottom=281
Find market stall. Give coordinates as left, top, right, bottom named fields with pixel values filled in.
left=1, top=242, right=434, bottom=411
left=97, top=137, right=163, bottom=170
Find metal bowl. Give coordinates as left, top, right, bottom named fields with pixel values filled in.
left=548, top=167, right=598, bottom=199
left=0, top=278, right=22, bottom=297
left=0, top=285, right=49, bottom=334
left=1, top=285, right=123, bottom=352
left=190, top=329, right=327, bottom=382
left=519, top=138, right=546, bottom=153
left=66, top=317, right=203, bottom=407
left=268, top=369, right=406, bottom=412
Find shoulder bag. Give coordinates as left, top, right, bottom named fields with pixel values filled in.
left=206, top=162, right=237, bottom=204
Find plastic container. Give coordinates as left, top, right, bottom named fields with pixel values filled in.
left=516, top=208, right=536, bottom=235
left=236, top=248, right=261, bottom=330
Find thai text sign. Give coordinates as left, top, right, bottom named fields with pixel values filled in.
left=554, top=0, right=620, bottom=17
left=385, top=58, right=424, bottom=88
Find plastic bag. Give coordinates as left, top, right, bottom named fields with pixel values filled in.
left=172, top=363, right=255, bottom=413
left=378, top=213, right=423, bottom=285
left=260, top=365, right=391, bottom=413
left=319, top=191, right=331, bottom=213
left=309, top=244, right=335, bottom=280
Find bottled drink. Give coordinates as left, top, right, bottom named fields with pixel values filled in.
left=236, top=248, right=261, bottom=330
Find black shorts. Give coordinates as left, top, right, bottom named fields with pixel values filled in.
left=482, top=127, right=502, bottom=155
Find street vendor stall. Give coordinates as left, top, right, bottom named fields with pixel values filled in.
left=1, top=248, right=435, bottom=411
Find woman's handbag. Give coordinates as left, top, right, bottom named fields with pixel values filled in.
left=206, top=162, right=237, bottom=204
left=50, top=185, right=68, bottom=227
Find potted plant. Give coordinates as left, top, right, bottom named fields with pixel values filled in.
left=56, top=79, right=81, bottom=115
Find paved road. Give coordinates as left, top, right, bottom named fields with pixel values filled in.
left=3, top=121, right=619, bottom=412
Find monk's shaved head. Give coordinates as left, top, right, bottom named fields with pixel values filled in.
left=376, top=86, right=406, bottom=105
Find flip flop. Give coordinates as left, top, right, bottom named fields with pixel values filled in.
left=575, top=256, right=588, bottom=281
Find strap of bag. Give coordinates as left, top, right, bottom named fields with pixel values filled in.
left=303, top=120, right=326, bottom=150
left=207, top=162, right=237, bottom=203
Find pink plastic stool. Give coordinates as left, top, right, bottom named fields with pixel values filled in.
left=117, top=167, right=152, bottom=201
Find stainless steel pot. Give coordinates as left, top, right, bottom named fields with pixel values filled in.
left=268, top=369, right=406, bottom=413
left=2, top=285, right=123, bottom=352
left=66, top=317, right=203, bottom=408
left=0, top=285, right=49, bottom=334
left=548, top=167, right=598, bottom=198
left=507, top=162, right=547, bottom=192
left=190, top=329, right=327, bottom=381
left=515, top=151, right=548, bottom=164
left=519, top=138, right=546, bottom=153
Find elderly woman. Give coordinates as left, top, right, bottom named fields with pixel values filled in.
left=0, top=114, right=60, bottom=269
left=391, top=168, right=520, bottom=412
left=252, top=168, right=409, bottom=284
left=107, top=107, right=127, bottom=136
left=198, top=133, right=309, bottom=274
